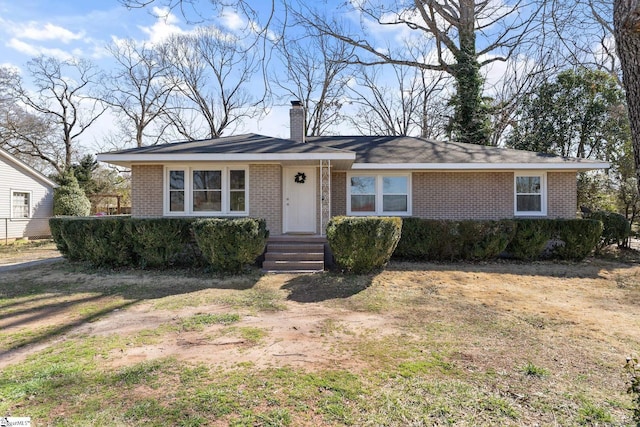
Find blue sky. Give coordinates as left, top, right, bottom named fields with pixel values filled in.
left=0, top=0, right=304, bottom=150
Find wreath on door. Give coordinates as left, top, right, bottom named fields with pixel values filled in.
left=294, top=172, right=306, bottom=184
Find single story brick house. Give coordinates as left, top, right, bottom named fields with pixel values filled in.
left=0, top=148, right=56, bottom=241
left=97, top=103, right=609, bottom=238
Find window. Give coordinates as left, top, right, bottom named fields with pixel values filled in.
left=348, top=173, right=410, bottom=215
left=515, top=172, right=546, bottom=216
left=193, top=170, right=221, bottom=212
left=12, top=191, right=31, bottom=218
left=165, top=166, right=247, bottom=216
left=169, top=170, right=185, bottom=212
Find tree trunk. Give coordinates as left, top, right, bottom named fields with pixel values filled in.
left=614, top=0, right=640, bottom=198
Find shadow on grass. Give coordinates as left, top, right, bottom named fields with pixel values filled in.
left=0, top=299, right=138, bottom=360
left=281, top=273, right=374, bottom=303
left=0, top=261, right=265, bottom=357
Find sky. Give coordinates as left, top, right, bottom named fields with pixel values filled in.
left=0, top=0, right=305, bottom=153
left=0, top=0, right=608, bottom=158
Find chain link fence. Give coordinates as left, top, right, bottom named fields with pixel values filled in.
left=1, top=217, right=52, bottom=244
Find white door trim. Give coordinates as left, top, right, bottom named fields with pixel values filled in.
left=283, top=166, right=317, bottom=234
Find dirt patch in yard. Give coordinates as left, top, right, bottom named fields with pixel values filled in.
left=2, top=255, right=640, bottom=424
left=2, top=258, right=639, bottom=376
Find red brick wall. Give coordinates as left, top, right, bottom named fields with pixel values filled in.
left=131, top=165, right=163, bottom=217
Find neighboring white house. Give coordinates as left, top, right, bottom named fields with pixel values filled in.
left=0, top=149, right=56, bottom=241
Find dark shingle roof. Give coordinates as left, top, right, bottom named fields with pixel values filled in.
left=104, top=133, right=352, bottom=155
left=306, top=135, right=599, bottom=165
left=98, top=133, right=608, bottom=170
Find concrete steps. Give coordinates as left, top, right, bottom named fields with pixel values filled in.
left=262, top=237, right=326, bottom=273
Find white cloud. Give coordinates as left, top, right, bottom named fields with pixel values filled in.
left=13, top=22, right=85, bottom=44
left=6, top=38, right=75, bottom=61
left=138, top=7, right=186, bottom=44
left=220, top=11, right=245, bottom=31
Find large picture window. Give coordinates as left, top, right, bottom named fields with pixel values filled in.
left=348, top=173, right=410, bottom=215
left=11, top=191, right=31, bottom=218
left=165, top=166, right=247, bottom=216
left=515, top=172, right=546, bottom=216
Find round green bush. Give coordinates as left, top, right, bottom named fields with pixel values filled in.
left=327, top=216, right=402, bottom=274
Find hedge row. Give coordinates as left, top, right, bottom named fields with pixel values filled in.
left=393, top=218, right=603, bottom=262
left=394, top=218, right=516, bottom=261
left=49, top=217, right=269, bottom=272
left=326, top=216, right=402, bottom=274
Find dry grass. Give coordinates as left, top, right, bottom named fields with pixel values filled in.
left=0, top=252, right=639, bottom=425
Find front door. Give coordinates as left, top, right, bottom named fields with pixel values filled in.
left=283, top=166, right=316, bottom=233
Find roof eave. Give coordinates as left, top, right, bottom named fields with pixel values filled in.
left=0, top=149, right=58, bottom=187
left=350, top=162, right=610, bottom=171
left=97, top=152, right=357, bottom=167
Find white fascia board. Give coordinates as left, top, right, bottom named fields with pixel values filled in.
left=0, top=149, right=58, bottom=187
left=350, top=162, right=610, bottom=171
left=97, top=152, right=356, bottom=164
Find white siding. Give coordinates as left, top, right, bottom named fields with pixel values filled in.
left=0, top=155, right=54, bottom=240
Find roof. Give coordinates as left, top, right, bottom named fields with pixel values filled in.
left=306, top=136, right=609, bottom=170
left=0, top=148, right=57, bottom=187
left=97, top=133, right=610, bottom=171
left=97, top=133, right=355, bottom=168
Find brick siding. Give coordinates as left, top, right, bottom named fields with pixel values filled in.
left=249, top=164, right=282, bottom=235
left=548, top=171, right=578, bottom=218
left=333, top=171, right=578, bottom=221
left=131, top=165, right=163, bottom=217
left=412, top=172, right=513, bottom=220
left=130, top=165, right=578, bottom=227
left=331, top=171, right=347, bottom=217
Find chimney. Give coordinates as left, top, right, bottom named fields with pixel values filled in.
left=289, top=100, right=306, bottom=143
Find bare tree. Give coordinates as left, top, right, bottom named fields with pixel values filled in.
left=0, top=67, right=53, bottom=171
left=159, top=27, right=260, bottom=140
left=273, top=22, right=355, bottom=136
left=290, top=0, right=543, bottom=145
left=103, top=39, right=175, bottom=148
left=347, top=62, right=448, bottom=138
left=3, top=57, right=106, bottom=174
left=614, top=0, right=640, bottom=197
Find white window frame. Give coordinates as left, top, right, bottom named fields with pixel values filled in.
left=163, top=165, right=249, bottom=216
left=347, top=172, right=412, bottom=216
left=11, top=190, right=32, bottom=219
left=514, top=171, right=547, bottom=217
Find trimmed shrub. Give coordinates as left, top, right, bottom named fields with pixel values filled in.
left=82, top=217, right=135, bottom=267
left=53, top=171, right=91, bottom=216
left=588, top=211, right=630, bottom=249
left=504, top=219, right=553, bottom=260
left=192, top=218, right=269, bottom=273
left=550, top=219, right=603, bottom=261
left=129, top=218, right=198, bottom=268
left=393, top=218, right=460, bottom=261
left=458, top=220, right=517, bottom=260
left=57, top=218, right=94, bottom=261
left=326, top=216, right=402, bottom=274
left=49, top=217, right=69, bottom=256
left=394, top=218, right=515, bottom=261
left=505, top=218, right=602, bottom=261
left=50, top=217, right=135, bottom=266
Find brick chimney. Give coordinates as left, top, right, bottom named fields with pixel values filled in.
left=289, top=100, right=305, bottom=143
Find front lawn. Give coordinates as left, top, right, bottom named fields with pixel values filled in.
left=1, top=258, right=638, bottom=425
